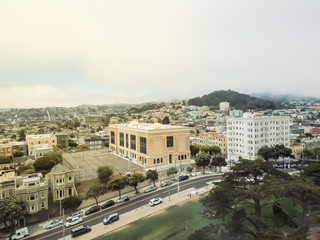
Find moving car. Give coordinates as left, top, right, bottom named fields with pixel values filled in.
left=85, top=205, right=100, bottom=215
left=103, top=213, right=120, bottom=225
left=66, top=217, right=83, bottom=228
left=101, top=200, right=115, bottom=209
left=144, top=185, right=157, bottom=193
left=11, top=227, right=29, bottom=240
left=71, top=225, right=91, bottom=238
left=117, top=195, right=129, bottom=203
left=66, top=211, right=83, bottom=222
left=149, top=197, right=162, bottom=206
left=178, top=175, right=189, bottom=182
left=161, top=180, right=173, bottom=187
left=46, top=219, right=63, bottom=229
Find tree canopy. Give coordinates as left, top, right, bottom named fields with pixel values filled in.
left=195, top=152, right=211, bottom=173
left=146, top=170, right=158, bottom=187
left=190, top=144, right=200, bottom=156
left=197, top=159, right=320, bottom=239
left=97, top=166, right=113, bottom=183
left=166, top=167, right=178, bottom=177
left=258, top=144, right=292, bottom=160
left=108, top=177, right=127, bottom=198
left=0, top=197, right=25, bottom=233
left=85, top=184, right=108, bottom=206
left=62, top=196, right=83, bottom=212
left=127, top=173, right=145, bottom=193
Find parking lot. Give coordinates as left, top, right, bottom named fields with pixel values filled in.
left=62, top=149, right=143, bottom=182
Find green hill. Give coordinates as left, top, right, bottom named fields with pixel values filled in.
left=188, top=90, right=281, bottom=110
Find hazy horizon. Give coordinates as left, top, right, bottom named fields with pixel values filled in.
left=1, top=1, right=319, bottom=108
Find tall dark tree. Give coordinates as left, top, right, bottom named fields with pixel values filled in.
left=190, top=144, right=200, bottom=156
left=0, top=197, right=25, bottom=234
left=200, top=159, right=289, bottom=239
left=108, top=177, right=127, bottom=198
left=97, top=166, right=113, bottom=183
left=195, top=152, right=211, bottom=174
left=85, top=184, right=108, bottom=206
left=211, top=156, right=227, bottom=172
left=127, top=173, right=145, bottom=194
left=146, top=170, right=158, bottom=187
left=258, top=146, right=274, bottom=161
left=162, top=116, right=170, bottom=125
left=18, top=129, right=26, bottom=141
left=62, top=196, right=83, bottom=212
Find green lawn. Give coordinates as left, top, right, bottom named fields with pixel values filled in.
left=93, top=198, right=217, bottom=240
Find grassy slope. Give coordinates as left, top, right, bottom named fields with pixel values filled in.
left=93, top=198, right=217, bottom=240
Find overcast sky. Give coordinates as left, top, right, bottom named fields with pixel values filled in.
left=0, top=0, right=319, bottom=108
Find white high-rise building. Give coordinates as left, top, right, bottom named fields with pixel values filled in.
left=227, top=113, right=290, bottom=161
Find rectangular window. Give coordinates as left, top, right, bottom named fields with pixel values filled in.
left=30, top=195, right=35, bottom=200
left=110, top=131, right=115, bottom=144
left=119, top=133, right=124, bottom=147
left=126, top=134, right=129, bottom=148
left=140, top=137, right=147, bottom=154
left=130, top=135, right=136, bottom=150
left=167, top=136, right=174, bottom=148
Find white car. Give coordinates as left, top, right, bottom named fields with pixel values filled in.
left=46, top=219, right=63, bottom=229
left=149, top=197, right=162, bottom=206
left=11, top=227, right=29, bottom=240
left=66, top=211, right=83, bottom=222
left=66, top=217, right=83, bottom=228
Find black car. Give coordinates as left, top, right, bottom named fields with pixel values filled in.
left=178, top=175, right=189, bottom=182
left=85, top=205, right=100, bottom=215
left=101, top=200, right=115, bottom=209
left=71, top=225, right=91, bottom=238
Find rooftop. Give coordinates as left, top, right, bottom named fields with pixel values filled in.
left=112, top=122, right=188, bottom=131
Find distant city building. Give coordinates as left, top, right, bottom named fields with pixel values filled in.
left=219, top=102, right=230, bottom=111
left=199, top=132, right=227, bottom=158
left=32, top=145, right=53, bottom=159
left=11, top=142, right=28, bottom=157
left=84, top=136, right=106, bottom=149
left=55, top=133, right=69, bottom=149
left=0, top=171, right=15, bottom=200
left=290, top=143, right=304, bottom=159
left=46, top=164, right=76, bottom=202
left=84, top=115, right=103, bottom=125
left=16, top=173, right=48, bottom=214
left=0, top=143, right=13, bottom=159
left=26, top=134, right=57, bottom=156
left=227, top=113, right=290, bottom=161
left=109, top=122, right=191, bottom=167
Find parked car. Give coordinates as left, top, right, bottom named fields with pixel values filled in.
left=101, top=200, right=115, bottom=209
left=71, top=225, right=91, bottom=238
left=149, top=197, right=162, bottom=206
left=66, top=217, right=83, bottom=228
left=117, top=195, right=129, bottom=203
left=161, top=180, right=173, bottom=187
left=178, top=175, right=189, bottom=182
left=85, top=205, right=100, bottom=215
left=46, top=219, right=63, bottom=229
left=103, top=213, right=120, bottom=225
left=171, top=176, right=179, bottom=181
left=144, top=185, right=157, bottom=193
left=11, top=227, right=29, bottom=240
left=66, top=211, right=83, bottom=222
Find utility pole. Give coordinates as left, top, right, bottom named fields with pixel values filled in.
left=62, top=208, right=65, bottom=240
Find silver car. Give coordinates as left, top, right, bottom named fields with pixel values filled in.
left=66, top=211, right=83, bottom=222
left=144, top=185, right=157, bottom=193
left=46, top=219, right=63, bottom=229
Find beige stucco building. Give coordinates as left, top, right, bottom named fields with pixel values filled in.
left=0, top=171, right=15, bottom=200
left=199, top=132, right=227, bottom=158
left=109, top=122, right=191, bottom=167
left=46, top=164, right=76, bottom=202
left=26, top=134, right=57, bottom=156
left=0, top=143, right=13, bottom=159
left=16, top=173, right=48, bottom=214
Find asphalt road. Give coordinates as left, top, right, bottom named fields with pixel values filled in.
left=28, top=174, right=223, bottom=240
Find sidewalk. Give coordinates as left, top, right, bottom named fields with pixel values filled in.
left=26, top=171, right=222, bottom=239
left=60, top=184, right=213, bottom=240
